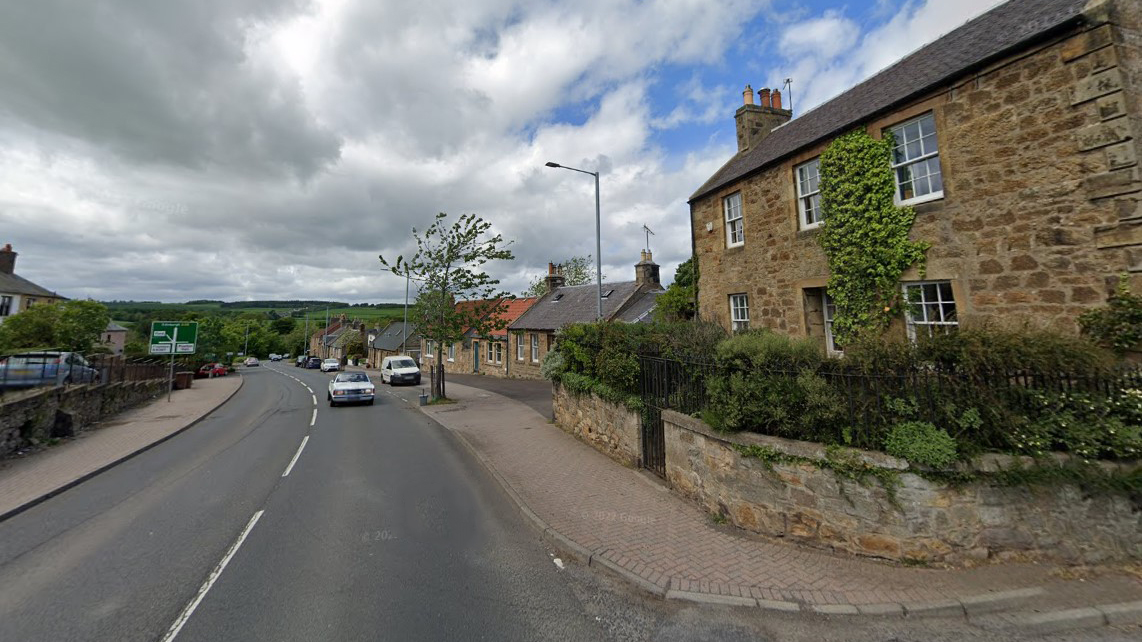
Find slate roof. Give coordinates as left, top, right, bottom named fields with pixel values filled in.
left=0, top=271, right=64, bottom=299
left=510, top=281, right=656, bottom=331
left=105, top=322, right=128, bottom=332
left=690, top=0, right=1088, bottom=202
left=615, top=289, right=663, bottom=324
left=371, top=321, right=419, bottom=351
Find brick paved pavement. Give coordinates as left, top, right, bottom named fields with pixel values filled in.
left=0, top=375, right=243, bottom=519
left=422, top=382, right=1142, bottom=613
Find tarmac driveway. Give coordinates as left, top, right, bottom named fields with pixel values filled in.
left=439, top=373, right=554, bottom=419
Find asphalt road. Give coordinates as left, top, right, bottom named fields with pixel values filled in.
left=0, top=364, right=1135, bottom=642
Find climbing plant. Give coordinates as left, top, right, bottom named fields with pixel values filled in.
left=817, top=130, right=929, bottom=345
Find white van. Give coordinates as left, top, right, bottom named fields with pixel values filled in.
left=380, top=356, right=422, bottom=386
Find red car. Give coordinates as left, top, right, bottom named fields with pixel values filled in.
left=196, top=363, right=228, bottom=378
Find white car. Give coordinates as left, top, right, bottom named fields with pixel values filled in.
left=244, top=357, right=260, bottom=367
left=320, top=358, right=340, bottom=372
left=380, top=356, right=421, bottom=386
left=328, top=372, right=375, bottom=406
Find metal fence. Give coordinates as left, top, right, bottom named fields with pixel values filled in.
left=637, top=355, right=1142, bottom=454
left=0, top=350, right=201, bottom=399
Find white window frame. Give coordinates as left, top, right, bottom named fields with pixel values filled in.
left=494, top=342, right=503, bottom=364
left=723, top=192, right=744, bottom=247
left=888, top=113, right=943, bottom=206
left=517, top=334, right=525, bottom=360
left=903, top=281, right=958, bottom=341
left=447, top=343, right=456, bottom=361
left=729, top=294, right=749, bottom=333
left=425, top=340, right=435, bottom=358
left=822, top=292, right=843, bottom=356
left=530, top=334, right=539, bottom=362
left=795, top=158, right=822, bottom=230
left=0, top=295, right=11, bottom=317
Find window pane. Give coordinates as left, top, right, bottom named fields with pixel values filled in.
left=942, top=302, right=957, bottom=322
left=922, top=283, right=938, bottom=301
left=918, top=114, right=935, bottom=136
left=926, top=303, right=942, bottom=322
left=929, top=167, right=944, bottom=193
left=906, top=140, right=921, bottom=160
left=938, top=282, right=953, bottom=300
left=903, top=121, right=920, bottom=143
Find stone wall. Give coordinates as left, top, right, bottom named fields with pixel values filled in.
left=692, top=1, right=1141, bottom=341
left=664, top=410, right=1141, bottom=565
left=0, top=380, right=168, bottom=458
left=553, top=383, right=640, bottom=467
left=504, top=331, right=554, bottom=380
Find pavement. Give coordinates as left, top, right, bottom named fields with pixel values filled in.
left=0, top=374, right=243, bottom=521
left=414, top=376, right=1142, bottom=634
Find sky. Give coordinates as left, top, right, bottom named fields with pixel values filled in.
left=0, top=0, right=1005, bottom=304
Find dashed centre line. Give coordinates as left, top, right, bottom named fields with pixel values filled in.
left=281, top=436, right=309, bottom=477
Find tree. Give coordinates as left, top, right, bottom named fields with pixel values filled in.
left=0, top=300, right=110, bottom=353
left=380, top=213, right=515, bottom=399
left=522, top=255, right=602, bottom=297
left=271, top=316, right=296, bottom=335
left=654, top=255, right=698, bottom=322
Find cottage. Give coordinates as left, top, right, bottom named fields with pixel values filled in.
left=367, top=321, right=421, bottom=368
left=421, top=296, right=538, bottom=378
left=0, top=244, right=65, bottom=324
left=689, top=0, right=1141, bottom=352
left=508, top=252, right=665, bottom=379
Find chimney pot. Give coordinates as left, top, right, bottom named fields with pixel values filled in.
left=772, top=89, right=783, bottom=110
left=548, top=262, right=555, bottom=275
left=759, top=88, right=771, bottom=108
left=742, top=84, right=754, bottom=106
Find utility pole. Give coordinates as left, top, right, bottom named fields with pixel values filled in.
left=324, top=306, right=330, bottom=359
left=243, top=322, right=250, bottom=357
left=401, top=271, right=410, bottom=356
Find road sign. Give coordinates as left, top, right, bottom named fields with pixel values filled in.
left=150, top=321, right=198, bottom=355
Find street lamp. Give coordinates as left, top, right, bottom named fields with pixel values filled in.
left=545, top=161, right=603, bottom=320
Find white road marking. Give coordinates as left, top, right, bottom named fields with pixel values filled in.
left=311, top=394, right=317, bottom=405
left=553, top=558, right=564, bottom=570
left=305, top=386, right=313, bottom=394
left=310, top=409, right=317, bottom=426
left=281, top=436, right=309, bottom=477
left=159, top=510, right=265, bottom=642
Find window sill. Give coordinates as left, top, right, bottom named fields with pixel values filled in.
left=896, top=191, right=944, bottom=207
left=725, top=242, right=745, bottom=250
left=797, top=225, right=822, bottom=239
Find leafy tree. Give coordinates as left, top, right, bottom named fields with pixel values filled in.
left=380, top=213, right=515, bottom=399
left=654, top=255, right=698, bottom=322
left=0, top=300, right=110, bottom=353
left=522, top=255, right=602, bottom=297
left=271, top=316, right=297, bottom=335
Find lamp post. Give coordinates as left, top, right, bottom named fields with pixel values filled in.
left=545, top=161, right=603, bottom=321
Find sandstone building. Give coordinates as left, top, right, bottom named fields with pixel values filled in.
left=689, top=0, right=1141, bottom=352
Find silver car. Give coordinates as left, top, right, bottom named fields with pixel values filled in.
left=327, top=372, right=375, bottom=406
left=0, top=351, right=100, bottom=389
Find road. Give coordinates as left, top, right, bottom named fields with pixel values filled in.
left=0, top=364, right=1134, bottom=642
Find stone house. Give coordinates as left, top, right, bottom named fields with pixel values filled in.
left=366, top=321, right=421, bottom=368
left=0, top=244, right=65, bottom=325
left=689, top=0, right=1141, bottom=353
left=508, top=252, right=665, bottom=380
left=421, top=296, right=538, bottom=377
left=100, top=322, right=128, bottom=355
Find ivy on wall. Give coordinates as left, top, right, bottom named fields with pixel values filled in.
left=817, top=130, right=929, bottom=345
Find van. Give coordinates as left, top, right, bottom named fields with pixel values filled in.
left=380, top=356, right=421, bottom=386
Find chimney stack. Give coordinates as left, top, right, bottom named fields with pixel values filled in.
left=634, top=250, right=660, bottom=288
left=734, top=84, right=793, bottom=153
left=544, top=262, right=565, bottom=293
left=0, top=244, right=15, bottom=275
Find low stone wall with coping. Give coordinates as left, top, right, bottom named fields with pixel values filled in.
left=0, top=380, right=168, bottom=458
left=664, top=410, right=1141, bottom=565
left=553, top=383, right=640, bottom=467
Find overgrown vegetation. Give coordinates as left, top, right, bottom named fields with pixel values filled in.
left=1080, top=275, right=1142, bottom=356
left=817, top=130, right=929, bottom=346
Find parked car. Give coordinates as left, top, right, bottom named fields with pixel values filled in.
left=244, top=357, right=260, bottom=367
left=196, top=363, right=228, bottom=378
left=0, top=351, right=100, bottom=388
left=268, top=354, right=280, bottom=362
left=296, top=355, right=307, bottom=367
left=379, top=356, right=421, bottom=386
left=320, top=358, right=340, bottom=372
left=327, top=372, right=375, bottom=406
left=306, top=357, right=322, bottom=369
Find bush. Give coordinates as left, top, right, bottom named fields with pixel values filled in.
left=540, top=350, right=565, bottom=381
left=714, top=329, right=822, bottom=371
left=1080, top=276, right=1142, bottom=355
left=884, top=421, right=958, bottom=468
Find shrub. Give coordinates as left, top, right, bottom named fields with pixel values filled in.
left=540, top=350, right=565, bottom=381
left=1080, top=276, right=1142, bottom=355
left=884, top=421, right=958, bottom=468
left=714, top=329, right=822, bottom=371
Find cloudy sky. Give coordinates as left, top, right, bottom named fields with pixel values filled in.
left=0, top=0, right=1004, bottom=303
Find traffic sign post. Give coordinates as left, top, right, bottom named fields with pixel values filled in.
left=150, top=321, right=198, bottom=401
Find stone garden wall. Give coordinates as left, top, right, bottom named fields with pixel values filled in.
left=553, top=383, right=641, bottom=467
left=0, top=380, right=167, bottom=458
left=664, top=410, right=1141, bottom=565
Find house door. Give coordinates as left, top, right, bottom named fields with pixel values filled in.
left=473, top=341, right=480, bottom=373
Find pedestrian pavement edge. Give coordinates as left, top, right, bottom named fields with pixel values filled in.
left=415, top=385, right=1136, bottom=631
left=0, top=376, right=245, bottom=523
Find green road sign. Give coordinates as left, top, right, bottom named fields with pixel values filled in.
left=150, top=321, right=199, bottom=355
